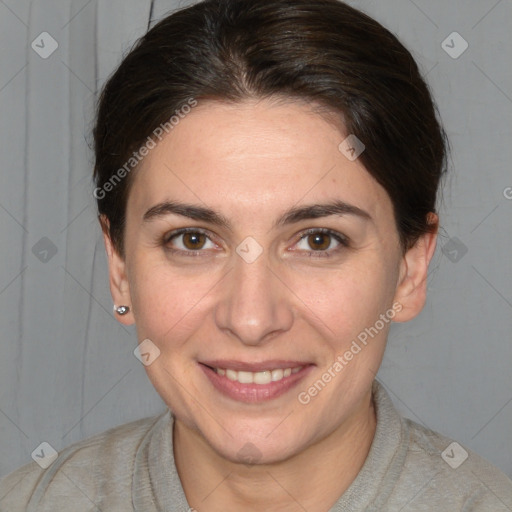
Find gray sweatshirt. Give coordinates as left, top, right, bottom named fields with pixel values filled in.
left=1, top=380, right=511, bottom=511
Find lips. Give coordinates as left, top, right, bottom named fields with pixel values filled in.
left=199, top=360, right=314, bottom=403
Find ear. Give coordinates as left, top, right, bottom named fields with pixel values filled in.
left=100, top=215, right=135, bottom=326
left=392, top=213, right=438, bottom=323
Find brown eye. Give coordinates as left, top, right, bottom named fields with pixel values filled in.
left=182, top=232, right=207, bottom=250
left=164, top=229, right=216, bottom=254
left=293, top=229, right=348, bottom=256
left=307, top=233, right=332, bottom=251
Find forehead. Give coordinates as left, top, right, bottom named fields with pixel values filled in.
left=128, top=99, right=393, bottom=224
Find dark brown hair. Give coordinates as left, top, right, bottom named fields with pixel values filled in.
left=93, top=0, right=448, bottom=256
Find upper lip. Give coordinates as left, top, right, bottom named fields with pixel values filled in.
left=200, top=360, right=312, bottom=372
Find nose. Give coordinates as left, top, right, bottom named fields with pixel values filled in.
left=214, top=248, right=294, bottom=346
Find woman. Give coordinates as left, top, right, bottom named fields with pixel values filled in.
left=1, top=0, right=511, bottom=510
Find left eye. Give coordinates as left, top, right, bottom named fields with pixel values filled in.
left=294, top=230, right=347, bottom=253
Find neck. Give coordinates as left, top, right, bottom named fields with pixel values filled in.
left=174, top=388, right=376, bottom=512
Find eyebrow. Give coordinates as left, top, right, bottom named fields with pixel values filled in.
left=142, top=199, right=371, bottom=229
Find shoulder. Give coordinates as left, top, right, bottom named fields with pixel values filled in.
left=396, top=417, right=512, bottom=511
left=0, top=412, right=167, bottom=512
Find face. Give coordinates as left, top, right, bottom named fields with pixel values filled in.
left=104, top=98, right=436, bottom=464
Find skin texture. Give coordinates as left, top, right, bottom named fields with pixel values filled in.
left=102, top=98, right=438, bottom=511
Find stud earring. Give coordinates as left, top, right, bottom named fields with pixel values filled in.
left=114, top=305, right=130, bottom=315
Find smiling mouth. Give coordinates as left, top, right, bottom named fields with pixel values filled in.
left=199, top=361, right=314, bottom=403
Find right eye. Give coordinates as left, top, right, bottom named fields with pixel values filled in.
left=164, top=228, right=218, bottom=255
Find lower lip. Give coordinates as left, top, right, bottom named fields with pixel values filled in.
left=199, top=363, right=314, bottom=403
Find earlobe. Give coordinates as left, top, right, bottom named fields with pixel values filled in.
left=392, top=214, right=438, bottom=323
left=100, top=215, right=135, bottom=325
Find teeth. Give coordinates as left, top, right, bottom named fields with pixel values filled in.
left=254, top=371, right=272, bottom=385
left=215, top=366, right=303, bottom=384
left=271, top=369, right=283, bottom=382
left=226, top=369, right=237, bottom=381
left=237, top=371, right=253, bottom=384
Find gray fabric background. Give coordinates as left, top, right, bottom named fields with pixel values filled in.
left=0, top=0, right=511, bottom=479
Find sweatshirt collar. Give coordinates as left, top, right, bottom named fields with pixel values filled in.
left=132, top=408, right=189, bottom=511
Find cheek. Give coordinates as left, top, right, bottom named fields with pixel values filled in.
left=127, top=252, right=235, bottom=362
left=127, top=256, right=204, bottom=341
left=293, top=258, right=398, bottom=342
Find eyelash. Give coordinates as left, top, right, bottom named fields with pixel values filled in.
left=163, top=227, right=349, bottom=258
